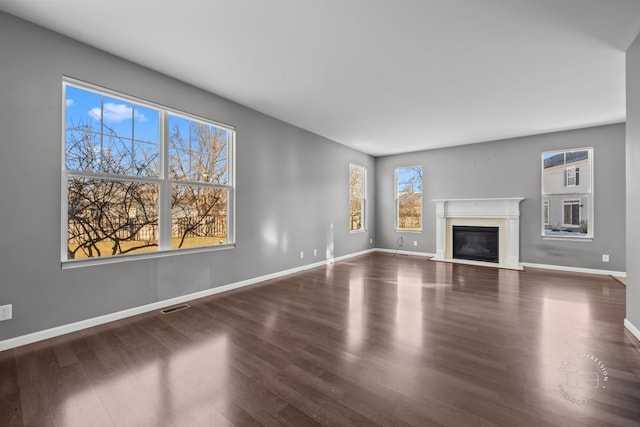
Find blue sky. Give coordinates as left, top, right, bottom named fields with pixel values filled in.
left=66, top=84, right=229, bottom=181
left=397, top=166, right=422, bottom=193
left=65, top=85, right=159, bottom=143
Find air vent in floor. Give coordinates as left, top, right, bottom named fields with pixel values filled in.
left=161, top=304, right=190, bottom=314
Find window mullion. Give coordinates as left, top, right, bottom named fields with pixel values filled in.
left=159, top=111, right=172, bottom=250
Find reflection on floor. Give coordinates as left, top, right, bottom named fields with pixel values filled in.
left=1, top=252, right=639, bottom=426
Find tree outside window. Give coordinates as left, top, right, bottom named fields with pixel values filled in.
left=396, top=166, right=423, bottom=231
left=349, top=164, right=366, bottom=231
left=63, top=80, right=234, bottom=261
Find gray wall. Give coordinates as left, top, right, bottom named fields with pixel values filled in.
left=375, top=124, right=626, bottom=272
left=626, top=33, right=640, bottom=330
left=0, top=12, right=375, bottom=341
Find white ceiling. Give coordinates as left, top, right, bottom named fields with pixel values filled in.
left=2, top=1, right=640, bottom=156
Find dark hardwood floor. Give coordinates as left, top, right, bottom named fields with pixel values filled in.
left=1, top=252, right=640, bottom=426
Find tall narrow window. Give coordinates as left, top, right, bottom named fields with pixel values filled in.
left=395, top=166, right=423, bottom=231
left=543, top=200, right=550, bottom=227
left=63, top=79, right=235, bottom=263
left=542, top=148, right=592, bottom=238
left=349, top=164, right=366, bottom=231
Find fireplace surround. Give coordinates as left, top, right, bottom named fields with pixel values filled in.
left=432, top=198, right=524, bottom=270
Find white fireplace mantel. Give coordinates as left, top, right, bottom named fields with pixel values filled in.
left=432, top=197, right=524, bottom=269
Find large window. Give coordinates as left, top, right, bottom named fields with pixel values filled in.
left=349, top=164, right=366, bottom=231
left=63, top=79, right=234, bottom=262
left=541, top=148, right=592, bottom=239
left=395, top=166, right=423, bottom=231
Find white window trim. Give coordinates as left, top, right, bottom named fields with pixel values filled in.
left=395, top=165, right=423, bottom=232
left=61, top=77, right=236, bottom=267
left=349, top=163, right=367, bottom=233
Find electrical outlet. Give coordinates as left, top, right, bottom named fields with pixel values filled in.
left=300, top=251, right=304, bottom=259
left=602, top=254, right=610, bottom=263
left=369, top=238, right=373, bottom=244
left=313, top=249, right=317, bottom=256
left=0, top=304, right=12, bottom=321
left=413, top=240, right=418, bottom=247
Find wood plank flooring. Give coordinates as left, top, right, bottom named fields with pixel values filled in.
left=1, top=252, right=640, bottom=426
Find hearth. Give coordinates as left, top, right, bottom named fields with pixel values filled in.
left=452, top=225, right=499, bottom=263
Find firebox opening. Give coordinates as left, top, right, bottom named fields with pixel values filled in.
left=452, top=226, right=499, bottom=263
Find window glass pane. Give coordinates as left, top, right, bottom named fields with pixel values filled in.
left=168, top=115, right=190, bottom=180
left=67, top=177, right=158, bottom=259
left=350, top=200, right=363, bottom=230
left=211, top=127, right=229, bottom=185
left=102, top=96, right=133, bottom=139
left=398, top=200, right=422, bottom=230
left=350, top=166, right=363, bottom=198
left=133, top=105, right=159, bottom=143
left=65, top=128, right=102, bottom=172
left=397, top=167, right=422, bottom=196
left=133, top=141, right=159, bottom=177
left=543, top=150, right=590, bottom=194
left=171, top=185, right=228, bottom=249
left=65, top=85, right=102, bottom=132
left=102, top=136, right=132, bottom=174
left=188, top=123, right=229, bottom=183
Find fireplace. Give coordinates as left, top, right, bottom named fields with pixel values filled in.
left=452, top=226, right=499, bottom=263
left=432, top=198, right=524, bottom=270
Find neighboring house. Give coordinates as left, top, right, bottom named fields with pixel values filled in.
left=542, top=150, right=592, bottom=236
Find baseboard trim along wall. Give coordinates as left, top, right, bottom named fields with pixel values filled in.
left=0, top=248, right=628, bottom=352
left=0, top=249, right=375, bottom=352
left=625, top=319, right=640, bottom=343
left=374, top=250, right=626, bottom=277
left=374, top=248, right=436, bottom=257
left=520, top=262, right=626, bottom=278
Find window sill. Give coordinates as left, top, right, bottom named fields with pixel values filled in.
left=541, top=236, right=593, bottom=243
left=395, top=229, right=423, bottom=234
left=350, top=229, right=367, bottom=234
left=61, top=243, right=235, bottom=269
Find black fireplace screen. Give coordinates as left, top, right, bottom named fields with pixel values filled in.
left=452, top=226, right=499, bottom=263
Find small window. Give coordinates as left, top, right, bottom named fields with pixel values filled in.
left=543, top=200, right=550, bottom=228
left=565, top=167, right=579, bottom=187
left=542, top=148, right=592, bottom=238
left=395, top=166, right=423, bottom=231
left=349, top=164, right=366, bottom=231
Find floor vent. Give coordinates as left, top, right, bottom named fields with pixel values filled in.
left=161, top=304, right=190, bottom=314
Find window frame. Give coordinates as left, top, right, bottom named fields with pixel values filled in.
left=541, top=147, right=593, bottom=240
left=61, top=77, right=236, bottom=267
left=395, top=165, right=423, bottom=232
left=349, top=163, right=367, bottom=232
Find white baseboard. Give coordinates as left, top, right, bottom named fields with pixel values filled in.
left=0, top=249, right=375, bottom=352
left=520, top=262, right=626, bottom=278
left=625, top=319, right=640, bottom=343
left=374, top=248, right=436, bottom=257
